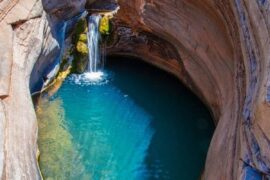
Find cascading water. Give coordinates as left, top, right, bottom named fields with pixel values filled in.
left=85, top=14, right=103, bottom=81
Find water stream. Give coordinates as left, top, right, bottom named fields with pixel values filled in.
left=85, top=14, right=103, bottom=82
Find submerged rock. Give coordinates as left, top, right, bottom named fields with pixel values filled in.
left=36, top=98, right=89, bottom=179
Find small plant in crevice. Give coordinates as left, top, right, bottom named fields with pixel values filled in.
left=99, top=15, right=111, bottom=36
left=99, top=14, right=115, bottom=55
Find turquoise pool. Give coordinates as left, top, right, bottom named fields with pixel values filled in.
left=36, top=57, right=214, bottom=180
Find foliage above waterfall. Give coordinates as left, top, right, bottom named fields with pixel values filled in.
left=99, top=15, right=111, bottom=35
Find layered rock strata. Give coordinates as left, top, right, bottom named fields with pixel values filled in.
left=0, top=0, right=85, bottom=179
left=103, top=0, right=270, bottom=179
left=0, top=0, right=270, bottom=179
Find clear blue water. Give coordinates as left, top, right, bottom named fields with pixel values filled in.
left=37, top=57, right=214, bottom=180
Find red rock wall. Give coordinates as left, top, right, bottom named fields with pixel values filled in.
left=107, top=0, right=270, bottom=179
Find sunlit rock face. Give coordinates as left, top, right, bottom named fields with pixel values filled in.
left=0, top=0, right=86, bottom=179
left=101, top=0, right=270, bottom=179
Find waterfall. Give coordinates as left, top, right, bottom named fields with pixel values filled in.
left=75, top=14, right=106, bottom=84
left=87, top=15, right=102, bottom=73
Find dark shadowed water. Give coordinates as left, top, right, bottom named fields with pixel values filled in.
left=37, top=57, right=214, bottom=180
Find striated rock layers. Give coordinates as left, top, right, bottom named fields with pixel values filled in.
left=102, top=0, right=270, bottom=179
left=0, top=0, right=85, bottom=179
left=0, top=0, right=270, bottom=179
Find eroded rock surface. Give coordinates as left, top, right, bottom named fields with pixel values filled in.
left=103, top=0, right=270, bottom=179
left=0, top=0, right=270, bottom=179
left=0, top=0, right=86, bottom=179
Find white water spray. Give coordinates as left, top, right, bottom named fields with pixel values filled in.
left=86, top=14, right=103, bottom=82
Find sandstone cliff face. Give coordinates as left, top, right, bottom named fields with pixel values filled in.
left=0, top=0, right=85, bottom=179
left=0, top=0, right=269, bottom=179
left=104, top=0, right=270, bottom=179
left=0, top=1, right=44, bottom=179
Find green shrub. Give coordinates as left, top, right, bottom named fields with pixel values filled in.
left=99, top=16, right=110, bottom=35
left=78, top=34, right=88, bottom=43
left=76, top=41, right=88, bottom=55
left=69, top=18, right=89, bottom=73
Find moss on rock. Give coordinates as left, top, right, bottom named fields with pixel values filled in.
left=73, top=19, right=88, bottom=40
left=99, top=15, right=111, bottom=35
left=76, top=41, right=88, bottom=54
left=78, top=34, right=88, bottom=43
left=70, top=18, right=89, bottom=73
left=65, top=15, right=112, bottom=74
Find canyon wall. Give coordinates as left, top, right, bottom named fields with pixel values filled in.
left=0, top=0, right=269, bottom=179
left=0, top=0, right=85, bottom=179
left=104, top=0, right=270, bottom=179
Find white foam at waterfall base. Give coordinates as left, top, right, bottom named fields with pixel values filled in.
left=85, top=71, right=103, bottom=81
left=70, top=71, right=109, bottom=86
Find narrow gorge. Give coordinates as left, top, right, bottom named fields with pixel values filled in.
left=0, top=0, right=270, bottom=179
